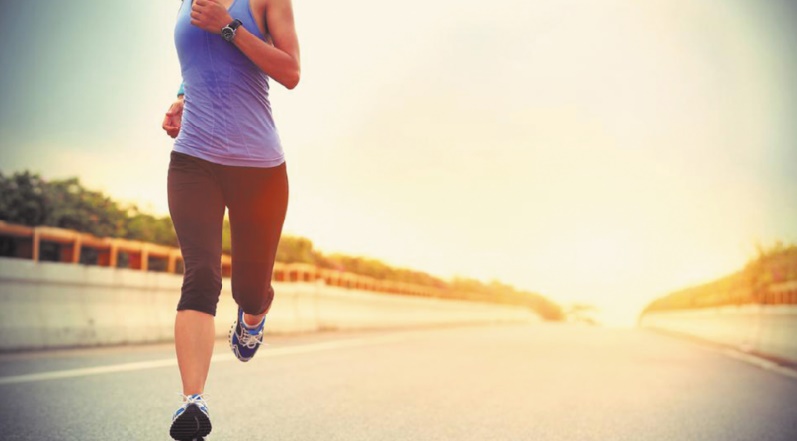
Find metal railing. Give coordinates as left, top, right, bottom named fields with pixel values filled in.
left=0, top=220, right=440, bottom=298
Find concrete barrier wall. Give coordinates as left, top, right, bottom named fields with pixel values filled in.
left=638, top=305, right=797, bottom=364
left=0, top=257, right=539, bottom=351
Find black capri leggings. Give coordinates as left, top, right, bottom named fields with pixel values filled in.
left=167, top=151, right=288, bottom=317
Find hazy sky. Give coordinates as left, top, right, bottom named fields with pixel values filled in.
left=2, top=0, right=796, bottom=325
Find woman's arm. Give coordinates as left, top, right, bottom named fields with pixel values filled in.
left=190, top=0, right=301, bottom=89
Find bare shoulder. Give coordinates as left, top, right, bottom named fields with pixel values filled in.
left=249, top=0, right=266, bottom=19
left=265, top=0, right=294, bottom=8
left=251, top=0, right=293, bottom=15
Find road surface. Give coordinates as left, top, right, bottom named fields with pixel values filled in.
left=1, top=323, right=796, bottom=440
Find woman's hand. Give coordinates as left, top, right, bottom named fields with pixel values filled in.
left=191, top=0, right=234, bottom=34
left=162, top=97, right=184, bottom=139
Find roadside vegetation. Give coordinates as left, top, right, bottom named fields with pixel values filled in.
left=642, top=242, right=797, bottom=313
left=0, top=170, right=563, bottom=320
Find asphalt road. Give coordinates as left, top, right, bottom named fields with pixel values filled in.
left=1, top=323, right=796, bottom=440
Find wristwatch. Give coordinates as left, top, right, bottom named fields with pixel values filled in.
left=221, top=19, right=243, bottom=42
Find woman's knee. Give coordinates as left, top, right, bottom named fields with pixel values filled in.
left=178, top=263, right=223, bottom=315
left=183, top=263, right=222, bottom=292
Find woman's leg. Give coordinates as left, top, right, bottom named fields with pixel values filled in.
left=174, top=311, right=215, bottom=395
left=221, top=162, right=289, bottom=322
left=167, top=152, right=226, bottom=395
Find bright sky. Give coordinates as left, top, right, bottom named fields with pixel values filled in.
left=1, top=0, right=796, bottom=326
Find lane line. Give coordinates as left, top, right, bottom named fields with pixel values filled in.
left=0, top=334, right=411, bottom=386
left=717, top=348, right=797, bottom=380
left=643, top=327, right=797, bottom=381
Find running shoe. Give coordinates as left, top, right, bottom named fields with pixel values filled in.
left=229, top=307, right=266, bottom=362
left=170, top=393, right=211, bottom=441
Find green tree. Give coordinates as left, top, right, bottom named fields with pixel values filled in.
left=42, top=177, right=128, bottom=237
left=0, top=171, right=48, bottom=225
left=276, top=235, right=317, bottom=264
left=127, top=206, right=178, bottom=247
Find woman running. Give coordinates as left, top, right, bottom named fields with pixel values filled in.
left=161, top=0, right=299, bottom=439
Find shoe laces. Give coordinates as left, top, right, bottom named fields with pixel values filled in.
left=239, top=325, right=264, bottom=349
left=178, top=392, right=209, bottom=408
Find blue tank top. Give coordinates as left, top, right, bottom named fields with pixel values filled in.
left=173, top=0, right=284, bottom=167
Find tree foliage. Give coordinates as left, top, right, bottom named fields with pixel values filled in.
left=642, top=242, right=797, bottom=313
left=1, top=171, right=129, bottom=237
left=0, top=171, right=49, bottom=226
left=450, top=277, right=564, bottom=320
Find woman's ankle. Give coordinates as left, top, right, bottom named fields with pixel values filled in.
left=242, top=312, right=265, bottom=328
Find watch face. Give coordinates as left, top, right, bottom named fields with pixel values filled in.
left=221, top=27, right=233, bottom=41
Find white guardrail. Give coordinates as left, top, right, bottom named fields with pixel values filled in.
left=0, top=257, right=539, bottom=351
left=639, top=304, right=797, bottom=365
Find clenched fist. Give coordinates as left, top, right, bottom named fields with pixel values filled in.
left=190, top=0, right=234, bottom=34
left=162, top=97, right=184, bottom=139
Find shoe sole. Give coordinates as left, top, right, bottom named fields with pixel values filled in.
left=170, top=404, right=211, bottom=441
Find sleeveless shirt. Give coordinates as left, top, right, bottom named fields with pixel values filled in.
left=173, top=0, right=284, bottom=167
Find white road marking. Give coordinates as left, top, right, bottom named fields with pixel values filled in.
left=717, top=348, right=797, bottom=380
left=644, top=327, right=797, bottom=381
left=0, top=334, right=411, bottom=386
